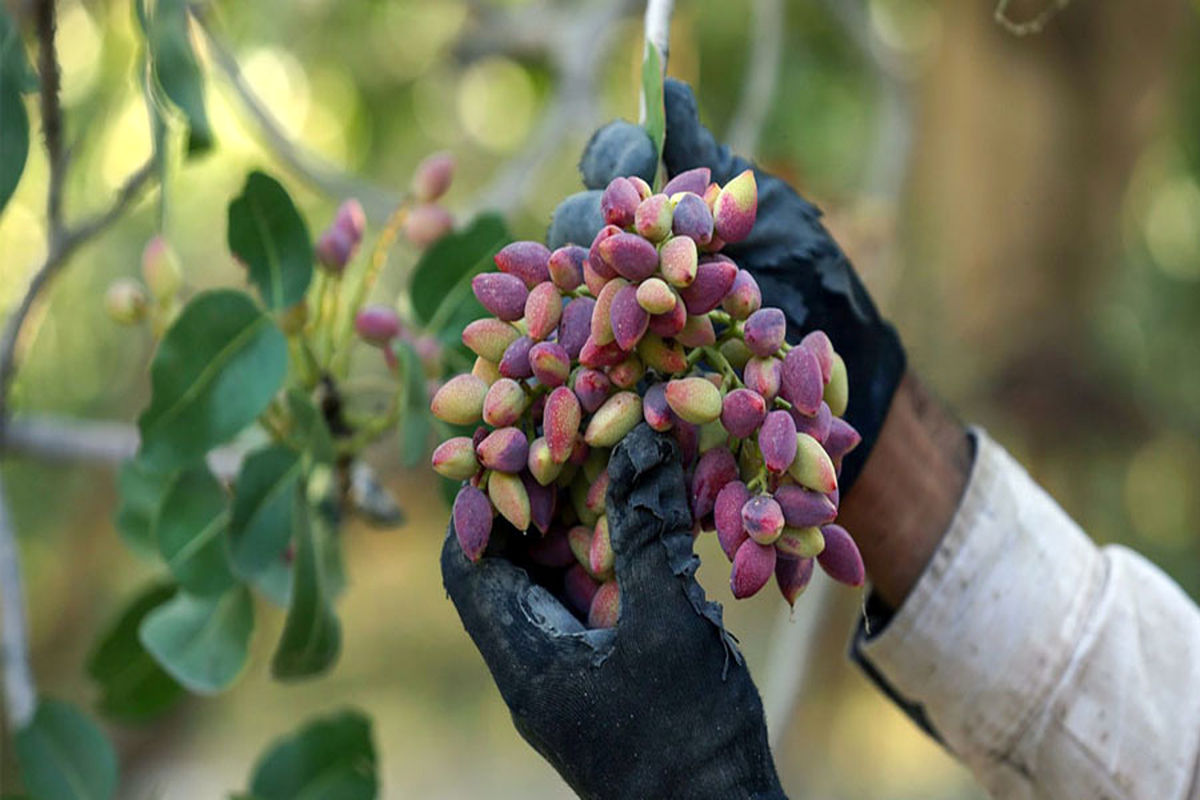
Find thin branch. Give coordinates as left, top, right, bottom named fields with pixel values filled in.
left=0, top=476, right=34, bottom=728
left=726, top=0, right=784, bottom=157
left=33, top=0, right=65, bottom=241
left=190, top=7, right=401, bottom=224
left=470, top=0, right=634, bottom=213
left=454, top=0, right=558, bottom=61
left=638, top=0, right=674, bottom=126
left=0, top=158, right=156, bottom=439
left=61, top=159, right=158, bottom=257
left=4, top=415, right=138, bottom=465
left=4, top=414, right=402, bottom=522
left=3, top=415, right=237, bottom=479
left=643, top=0, right=674, bottom=66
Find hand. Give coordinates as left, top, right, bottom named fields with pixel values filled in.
left=442, top=425, right=786, bottom=800
left=549, top=79, right=906, bottom=492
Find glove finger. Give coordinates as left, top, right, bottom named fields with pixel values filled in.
left=441, top=524, right=607, bottom=694
left=546, top=190, right=604, bottom=250
left=577, top=120, right=658, bottom=190
left=661, top=79, right=831, bottom=268
left=661, top=78, right=749, bottom=185
left=604, top=424, right=707, bottom=626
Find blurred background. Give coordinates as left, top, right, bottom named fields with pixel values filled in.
left=2, top=0, right=1199, bottom=796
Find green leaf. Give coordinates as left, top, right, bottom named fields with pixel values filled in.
left=86, top=583, right=185, bottom=723
left=145, top=0, right=212, bottom=153
left=230, top=444, right=302, bottom=579
left=249, top=710, right=377, bottom=800
left=0, top=76, right=29, bottom=217
left=394, top=340, right=429, bottom=468
left=271, top=486, right=340, bottom=680
left=114, top=456, right=175, bottom=556
left=138, top=289, right=288, bottom=470
left=1, top=10, right=37, bottom=92
left=315, top=497, right=347, bottom=600
left=641, top=41, right=666, bottom=169
left=285, top=388, right=335, bottom=465
left=410, top=213, right=509, bottom=329
left=156, top=466, right=234, bottom=596
left=140, top=586, right=255, bottom=694
left=15, top=698, right=118, bottom=800
left=1, top=9, right=33, bottom=216
left=252, top=555, right=292, bottom=607
left=227, top=172, right=314, bottom=310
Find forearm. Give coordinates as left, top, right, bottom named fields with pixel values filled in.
left=838, top=370, right=973, bottom=608
left=845, top=387, right=1200, bottom=798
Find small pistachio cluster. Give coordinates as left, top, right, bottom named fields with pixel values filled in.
left=318, top=150, right=456, bottom=274
left=104, top=236, right=184, bottom=329
left=431, top=168, right=864, bottom=628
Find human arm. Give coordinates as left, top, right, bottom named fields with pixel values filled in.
left=847, top=405, right=1200, bottom=799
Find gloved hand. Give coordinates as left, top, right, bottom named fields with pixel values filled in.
left=549, top=79, right=906, bottom=491
left=442, top=424, right=786, bottom=800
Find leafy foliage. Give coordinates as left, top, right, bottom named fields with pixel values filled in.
left=139, top=585, right=255, bottom=694
left=271, top=482, right=342, bottom=680
left=410, top=212, right=508, bottom=338
left=14, top=699, right=118, bottom=800
left=248, top=709, right=378, bottom=800
left=227, top=171, right=315, bottom=309
left=156, top=466, right=235, bottom=596
left=113, top=456, right=175, bottom=556
left=86, top=583, right=185, bottom=723
left=137, top=289, right=288, bottom=469
left=0, top=9, right=31, bottom=215
left=229, top=444, right=303, bottom=579
left=143, top=0, right=212, bottom=153
left=285, top=387, right=337, bottom=465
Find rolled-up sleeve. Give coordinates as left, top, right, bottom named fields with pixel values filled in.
left=852, top=428, right=1200, bottom=799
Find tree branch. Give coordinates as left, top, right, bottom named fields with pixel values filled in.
left=3, top=414, right=242, bottom=479
left=638, top=0, right=673, bottom=127
left=0, top=157, right=156, bottom=439
left=726, top=0, right=784, bottom=156
left=469, top=0, right=635, bottom=214
left=643, top=0, right=674, bottom=66
left=0, top=476, right=34, bottom=728
left=33, top=0, right=65, bottom=242
left=190, top=6, right=401, bottom=224
left=4, top=414, right=403, bottom=523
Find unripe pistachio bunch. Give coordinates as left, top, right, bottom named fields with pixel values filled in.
left=432, top=168, right=865, bottom=628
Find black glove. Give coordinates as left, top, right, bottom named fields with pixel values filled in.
left=442, top=424, right=786, bottom=800
left=549, top=79, right=906, bottom=492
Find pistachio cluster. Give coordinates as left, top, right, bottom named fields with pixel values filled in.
left=431, top=168, right=864, bottom=628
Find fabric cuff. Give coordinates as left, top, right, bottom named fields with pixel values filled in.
left=850, top=427, right=1105, bottom=771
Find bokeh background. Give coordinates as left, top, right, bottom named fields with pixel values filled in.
left=2, top=0, right=1200, bottom=797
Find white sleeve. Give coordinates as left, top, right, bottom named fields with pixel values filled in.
left=851, top=428, right=1200, bottom=800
